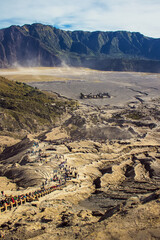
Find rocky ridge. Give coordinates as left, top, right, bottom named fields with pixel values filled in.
left=0, top=76, right=78, bottom=149
left=0, top=23, right=160, bottom=72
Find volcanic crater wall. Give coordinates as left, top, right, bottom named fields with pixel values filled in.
left=0, top=23, right=160, bottom=72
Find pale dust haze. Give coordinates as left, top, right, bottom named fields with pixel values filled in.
left=0, top=67, right=160, bottom=106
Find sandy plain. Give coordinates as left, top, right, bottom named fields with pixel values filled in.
left=0, top=67, right=160, bottom=106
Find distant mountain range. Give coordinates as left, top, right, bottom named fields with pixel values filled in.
left=0, top=23, right=160, bottom=72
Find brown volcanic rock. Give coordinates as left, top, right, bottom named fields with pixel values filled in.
left=0, top=137, right=33, bottom=162
left=0, top=99, right=160, bottom=239
left=0, top=193, right=159, bottom=240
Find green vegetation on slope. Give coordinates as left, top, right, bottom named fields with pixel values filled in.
left=125, top=110, right=145, bottom=120
left=0, top=77, right=77, bottom=137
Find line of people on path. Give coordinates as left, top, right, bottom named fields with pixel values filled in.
left=0, top=163, right=78, bottom=212
left=0, top=153, right=79, bottom=213
left=0, top=184, right=63, bottom=212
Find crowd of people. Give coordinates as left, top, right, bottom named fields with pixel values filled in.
left=0, top=163, right=78, bottom=213
left=0, top=184, right=63, bottom=212
left=0, top=141, right=79, bottom=213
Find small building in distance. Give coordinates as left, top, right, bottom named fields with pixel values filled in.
left=80, top=92, right=110, bottom=99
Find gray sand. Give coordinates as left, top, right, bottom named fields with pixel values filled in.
left=29, top=71, right=160, bottom=106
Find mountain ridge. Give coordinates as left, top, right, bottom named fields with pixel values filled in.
left=0, top=23, right=160, bottom=72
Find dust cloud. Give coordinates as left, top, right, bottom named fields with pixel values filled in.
left=0, top=67, right=160, bottom=106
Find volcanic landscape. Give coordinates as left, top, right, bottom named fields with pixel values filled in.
left=0, top=67, right=160, bottom=240
left=1, top=67, right=160, bottom=106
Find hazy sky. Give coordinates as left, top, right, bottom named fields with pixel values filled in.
left=0, top=0, right=160, bottom=38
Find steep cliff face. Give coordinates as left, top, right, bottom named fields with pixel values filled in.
left=0, top=25, right=61, bottom=67
left=0, top=23, right=160, bottom=72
